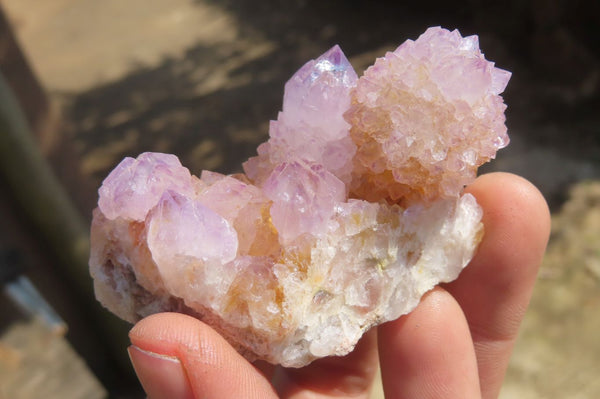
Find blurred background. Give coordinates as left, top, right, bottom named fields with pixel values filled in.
left=0, top=0, right=598, bottom=398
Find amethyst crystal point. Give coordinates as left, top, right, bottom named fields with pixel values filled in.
left=244, top=45, right=358, bottom=186
left=147, top=190, right=238, bottom=267
left=90, top=27, right=510, bottom=367
left=98, top=152, right=193, bottom=221
left=262, top=161, right=346, bottom=245
left=282, top=44, right=358, bottom=113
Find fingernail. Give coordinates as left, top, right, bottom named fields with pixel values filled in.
left=128, top=345, right=194, bottom=399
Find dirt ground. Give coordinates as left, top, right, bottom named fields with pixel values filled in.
left=1, top=0, right=599, bottom=398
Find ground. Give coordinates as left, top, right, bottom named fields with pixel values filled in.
left=1, top=0, right=599, bottom=398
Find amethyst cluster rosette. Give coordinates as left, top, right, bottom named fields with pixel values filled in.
left=90, top=27, right=511, bottom=367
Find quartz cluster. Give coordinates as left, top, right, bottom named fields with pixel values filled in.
left=90, top=27, right=510, bottom=367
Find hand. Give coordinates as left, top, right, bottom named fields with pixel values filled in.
left=127, top=172, right=550, bottom=399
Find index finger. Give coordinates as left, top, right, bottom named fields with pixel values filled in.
left=444, top=172, right=551, bottom=398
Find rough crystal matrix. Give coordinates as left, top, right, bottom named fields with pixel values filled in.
left=90, top=27, right=510, bottom=367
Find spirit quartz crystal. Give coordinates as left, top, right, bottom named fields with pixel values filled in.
left=90, top=27, right=510, bottom=367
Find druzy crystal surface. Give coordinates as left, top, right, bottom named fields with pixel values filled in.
left=90, top=27, right=510, bottom=367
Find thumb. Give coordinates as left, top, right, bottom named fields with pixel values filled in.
left=128, top=312, right=278, bottom=399
left=128, top=344, right=194, bottom=399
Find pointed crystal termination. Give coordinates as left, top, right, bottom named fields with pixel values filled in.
left=90, top=27, right=510, bottom=368
left=346, top=26, right=511, bottom=205
left=262, top=161, right=346, bottom=245
left=244, top=45, right=358, bottom=186
left=98, top=152, right=194, bottom=221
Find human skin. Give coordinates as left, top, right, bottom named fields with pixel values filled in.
left=127, top=172, right=551, bottom=399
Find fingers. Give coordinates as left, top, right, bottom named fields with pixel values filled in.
left=445, top=172, right=551, bottom=398
left=378, top=287, right=481, bottom=399
left=273, top=328, right=379, bottom=399
left=128, top=312, right=278, bottom=399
